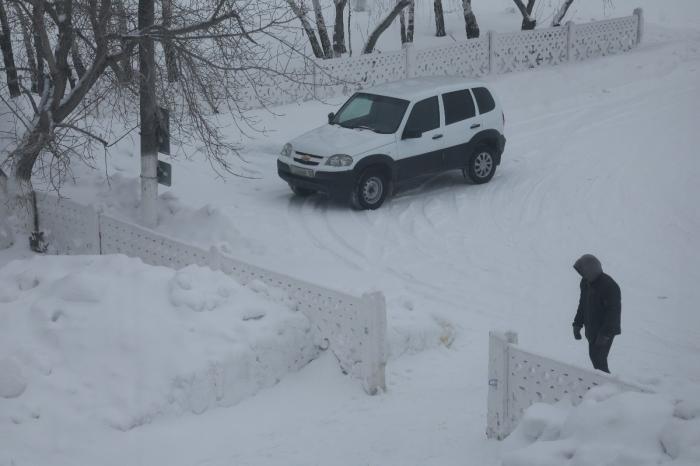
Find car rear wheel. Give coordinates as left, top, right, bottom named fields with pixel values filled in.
left=463, top=145, right=496, bottom=184
left=289, top=184, right=316, bottom=197
left=351, top=169, right=388, bottom=210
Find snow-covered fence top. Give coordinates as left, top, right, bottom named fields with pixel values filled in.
left=486, top=331, right=651, bottom=440
left=24, top=194, right=387, bottom=395
left=244, top=9, right=643, bottom=108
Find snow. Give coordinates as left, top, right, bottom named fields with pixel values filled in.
left=1, top=1, right=700, bottom=465
left=0, top=255, right=317, bottom=439
left=502, top=386, right=700, bottom=466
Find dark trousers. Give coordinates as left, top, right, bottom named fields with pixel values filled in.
left=587, top=335, right=614, bottom=373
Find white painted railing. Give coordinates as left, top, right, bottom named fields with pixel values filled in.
left=243, top=9, right=643, bottom=108
left=486, top=330, right=651, bottom=440
left=21, top=194, right=387, bottom=395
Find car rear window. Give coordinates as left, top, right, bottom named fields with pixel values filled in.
left=472, top=87, right=495, bottom=114
left=442, top=90, right=476, bottom=125
left=405, top=97, right=440, bottom=134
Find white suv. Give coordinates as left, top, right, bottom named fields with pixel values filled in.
left=278, top=77, right=506, bottom=209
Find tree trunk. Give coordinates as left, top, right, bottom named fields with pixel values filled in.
left=287, top=0, right=324, bottom=59
left=511, top=0, right=536, bottom=30
left=139, top=0, right=159, bottom=228
left=347, top=2, right=352, bottom=56
left=399, top=8, right=407, bottom=44
left=162, top=0, right=179, bottom=81
left=12, top=2, right=38, bottom=93
left=462, top=0, right=479, bottom=38
left=552, top=0, right=574, bottom=27
left=0, top=0, right=20, bottom=97
left=363, top=0, right=410, bottom=54
left=333, top=0, right=347, bottom=56
left=407, top=0, right=414, bottom=42
left=311, top=0, right=332, bottom=58
left=433, top=0, right=445, bottom=37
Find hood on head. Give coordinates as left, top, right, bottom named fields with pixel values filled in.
left=573, top=254, right=603, bottom=282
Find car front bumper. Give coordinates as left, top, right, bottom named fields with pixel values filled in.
left=277, top=160, right=355, bottom=200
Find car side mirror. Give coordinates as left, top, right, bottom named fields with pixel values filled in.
left=328, top=112, right=335, bottom=124
left=402, top=128, right=423, bottom=139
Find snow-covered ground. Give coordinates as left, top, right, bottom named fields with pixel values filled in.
left=2, top=1, right=700, bottom=465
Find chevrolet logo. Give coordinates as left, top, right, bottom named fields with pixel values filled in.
left=301, top=154, right=311, bottom=162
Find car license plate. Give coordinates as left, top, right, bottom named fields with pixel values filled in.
left=290, top=165, right=314, bottom=178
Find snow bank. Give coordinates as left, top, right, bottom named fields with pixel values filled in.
left=0, top=255, right=318, bottom=431
left=502, top=386, right=700, bottom=466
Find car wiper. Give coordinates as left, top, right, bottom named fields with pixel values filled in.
left=354, top=125, right=378, bottom=133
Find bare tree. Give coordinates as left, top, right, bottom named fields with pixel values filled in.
left=0, top=0, right=20, bottom=96
left=552, top=0, right=575, bottom=27
left=433, top=0, right=445, bottom=37
left=511, top=0, right=536, bottom=30
left=462, top=0, right=479, bottom=38
left=287, top=0, right=324, bottom=58
left=399, top=7, right=406, bottom=44
left=363, top=0, right=410, bottom=54
left=332, top=0, right=347, bottom=55
left=311, top=0, right=332, bottom=58
left=1, top=0, right=313, bottom=247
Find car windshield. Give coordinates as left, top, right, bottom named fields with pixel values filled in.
left=331, top=93, right=410, bottom=134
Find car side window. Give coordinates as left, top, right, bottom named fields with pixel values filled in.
left=442, top=90, right=476, bottom=125
left=472, top=87, right=495, bottom=114
left=404, top=96, right=440, bottom=134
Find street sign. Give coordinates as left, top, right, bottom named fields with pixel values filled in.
left=157, top=107, right=170, bottom=155
left=157, top=160, right=172, bottom=187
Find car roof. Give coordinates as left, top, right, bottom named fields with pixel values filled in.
left=360, top=76, right=489, bottom=102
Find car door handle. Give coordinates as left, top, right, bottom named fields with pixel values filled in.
left=432, top=134, right=443, bottom=140
left=470, top=123, right=481, bottom=129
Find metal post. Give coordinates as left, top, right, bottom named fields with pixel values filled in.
left=488, top=30, right=495, bottom=75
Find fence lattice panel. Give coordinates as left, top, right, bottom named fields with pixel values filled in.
left=571, top=15, right=638, bottom=61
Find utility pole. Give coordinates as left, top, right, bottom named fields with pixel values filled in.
left=138, top=0, right=158, bottom=228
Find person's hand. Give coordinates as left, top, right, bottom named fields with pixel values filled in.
left=573, top=326, right=582, bottom=340
left=595, top=334, right=611, bottom=346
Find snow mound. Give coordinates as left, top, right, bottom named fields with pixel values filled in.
left=0, top=255, right=318, bottom=431
left=502, top=386, right=700, bottom=466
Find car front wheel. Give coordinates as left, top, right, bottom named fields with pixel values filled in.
left=463, top=145, right=496, bottom=184
left=351, top=169, right=388, bottom=210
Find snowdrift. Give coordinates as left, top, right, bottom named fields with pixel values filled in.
left=502, top=386, right=700, bottom=466
left=0, top=255, right=318, bottom=431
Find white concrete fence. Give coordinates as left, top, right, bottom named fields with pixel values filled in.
left=22, top=193, right=387, bottom=395
left=242, top=9, right=644, bottom=108
left=486, top=331, right=652, bottom=440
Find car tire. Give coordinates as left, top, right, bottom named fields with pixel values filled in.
left=351, top=169, right=388, bottom=210
left=289, top=184, right=315, bottom=197
left=463, top=145, right=497, bottom=184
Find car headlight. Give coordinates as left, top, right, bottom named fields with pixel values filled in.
left=326, top=154, right=353, bottom=167
left=281, top=143, right=293, bottom=158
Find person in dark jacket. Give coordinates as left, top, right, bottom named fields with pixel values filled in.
left=572, top=254, right=621, bottom=373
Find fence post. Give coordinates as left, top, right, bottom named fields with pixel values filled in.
left=565, top=21, right=575, bottom=62
left=487, top=30, right=495, bottom=74
left=360, top=291, right=387, bottom=395
left=633, top=8, right=644, bottom=45
left=486, top=330, right=518, bottom=440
